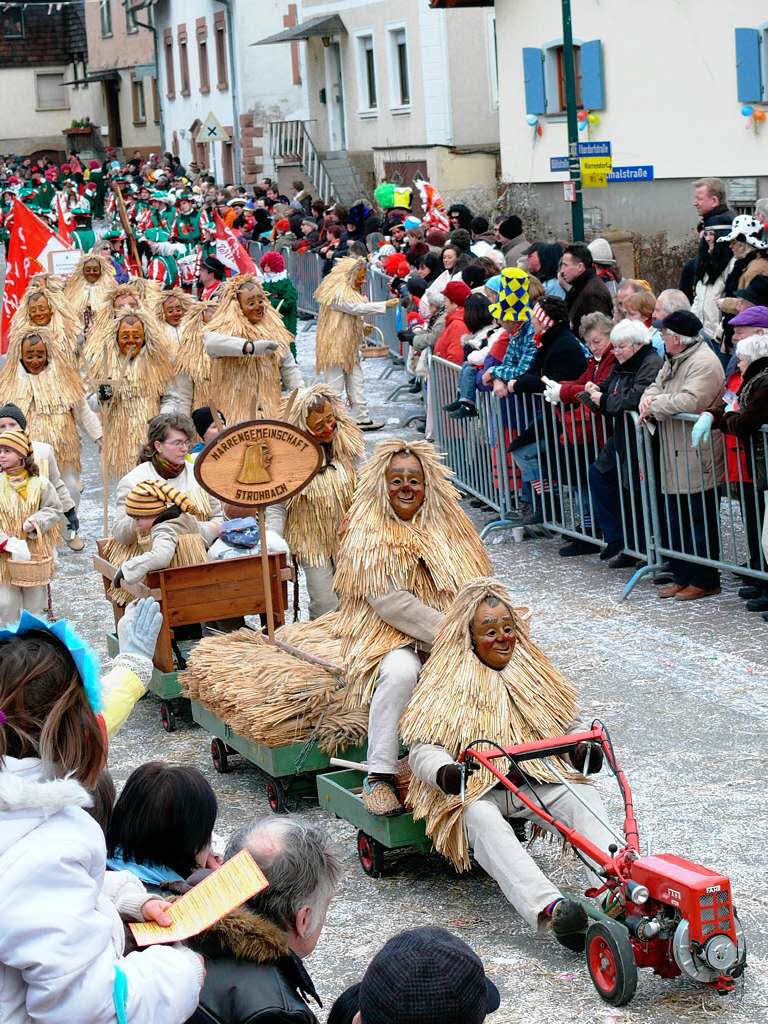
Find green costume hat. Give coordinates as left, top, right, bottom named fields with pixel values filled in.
left=144, top=226, right=170, bottom=243
left=488, top=267, right=532, bottom=322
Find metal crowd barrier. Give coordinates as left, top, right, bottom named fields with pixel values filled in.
left=284, top=250, right=321, bottom=316
left=365, top=265, right=401, bottom=374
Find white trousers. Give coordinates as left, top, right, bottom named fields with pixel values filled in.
left=0, top=583, right=48, bottom=627
left=300, top=560, right=337, bottom=620
left=322, top=363, right=370, bottom=421
left=367, top=648, right=421, bottom=775
left=464, top=782, right=616, bottom=930
left=61, top=468, right=82, bottom=510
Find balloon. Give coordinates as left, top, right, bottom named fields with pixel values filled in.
left=755, top=108, right=766, bottom=122
left=742, top=105, right=754, bottom=117
left=577, top=110, right=588, bottom=122
left=578, top=119, right=588, bottom=131
left=526, top=114, right=538, bottom=126
left=587, top=113, right=600, bottom=126
left=537, top=124, right=543, bottom=136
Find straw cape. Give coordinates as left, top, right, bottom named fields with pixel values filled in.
left=83, top=311, right=173, bottom=479
left=9, top=280, right=81, bottom=366
left=334, top=439, right=491, bottom=709
left=89, top=281, right=163, bottom=339
left=62, top=252, right=116, bottom=328
left=401, top=578, right=582, bottom=871
left=181, top=617, right=367, bottom=754
left=103, top=517, right=207, bottom=606
left=280, top=384, right=364, bottom=565
left=0, top=473, right=57, bottom=585
left=171, top=301, right=218, bottom=408
left=314, top=256, right=370, bottom=374
left=0, top=326, right=90, bottom=473
left=205, top=274, right=293, bottom=423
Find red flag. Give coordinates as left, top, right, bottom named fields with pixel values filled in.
left=1, top=199, right=72, bottom=353
left=55, top=192, right=74, bottom=246
left=213, top=209, right=259, bottom=277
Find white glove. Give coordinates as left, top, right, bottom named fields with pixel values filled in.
left=542, top=375, right=561, bottom=404
left=263, top=530, right=290, bottom=555
left=118, top=597, right=163, bottom=661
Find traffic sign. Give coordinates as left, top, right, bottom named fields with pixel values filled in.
left=582, top=170, right=607, bottom=188
left=606, top=165, right=654, bottom=182
left=196, top=112, right=231, bottom=143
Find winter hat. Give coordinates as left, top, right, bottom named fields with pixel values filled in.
left=192, top=406, right=225, bottom=439
left=488, top=267, right=531, bottom=321
left=730, top=305, right=768, bottom=327
left=718, top=214, right=768, bottom=250
left=462, top=265, right=487, bottom=289
left=426, top=228, right=447, bottom=248
left=442, top=281, right=471, bottom=307
left=274, top=218, right=291, bottom=233
left=227, top=197, right=246, bottom=207
left=406, top=275, right=428, bottom=298
left=497, top=215, right=523, bottom=241
left=201, top=255, right=228, bottom=279
left=0, top=427, right=31, bottom=458
left=588, top=237, right=616, bottom=265
left=735, top=275, right=768, bottom=304
left=0, top=403, right=27, bottom=429
left=660, top=310, right=703, bottom=338
left=385, top=253, right=410, bottom=278
left=485, top=274, right=503, bottom=296
left=259, top=250, right=286, bottom=274
left=124, top=479, right=194, bottom=518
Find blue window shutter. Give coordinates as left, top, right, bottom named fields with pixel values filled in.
left=581, top=39, right=605, bottom=110
left=522, top=47, right=546, bottom=115
left=735, top=28, right=762, bottom=103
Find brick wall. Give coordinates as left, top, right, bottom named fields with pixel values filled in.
left=0, top=2, right=86, bottom=68
left=239, top=111, right=264, bottom=185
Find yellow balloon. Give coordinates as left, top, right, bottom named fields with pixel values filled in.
left=587, top=113, right=600, bottom=126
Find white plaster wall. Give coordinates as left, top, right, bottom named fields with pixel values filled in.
left=0, top=67, right=74, bottom=150
left=496, top=0, right=768, bottom=184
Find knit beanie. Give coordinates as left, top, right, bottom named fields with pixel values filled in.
left=0, top=403, right=27, bottom=430
left=191, top=406, right=225, bottom=439
left=259, top=250, right=285, bottom=274
left=124, top=479, right=195, bottom=518
left=274, top=218, right=291, bottom=233
left=442, top=281, right=471, bottom=307
left=426, top=228, right=447, bottom=248
left=498, top=215, right=523, bottom=241
left=0, top=427, right=31, bottom=458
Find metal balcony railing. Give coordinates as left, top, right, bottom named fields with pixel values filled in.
left=268, top=120, right=336, bottom=204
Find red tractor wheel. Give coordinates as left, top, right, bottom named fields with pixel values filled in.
left=357, top=831, right=385, bottom=878
left=586, top=921, right=638, bottom=1006
left=210, top=738, right=229, bottom=774
left=265, top=778, right=287, bottom=814
left=160, top=702, right=176, bottom=733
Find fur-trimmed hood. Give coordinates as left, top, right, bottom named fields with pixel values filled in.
left=0, top=756, right=92, bottom=858
left=190, top=904, right=291, bottom=963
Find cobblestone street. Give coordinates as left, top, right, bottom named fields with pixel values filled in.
left=57, top=321, right=767, bottom=1023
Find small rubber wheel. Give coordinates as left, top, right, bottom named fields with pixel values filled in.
left=266, top=778, right=287, bottom=814
left=160, top=702, right=176, bottom=733
left=586, top=920, right=638, bottom=1006
left=211, top=738, right=229, bottom=774
left=357, top=831, right=385, bottom=878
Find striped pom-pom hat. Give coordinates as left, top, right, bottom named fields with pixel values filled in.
left=0, top=428, right=31, bottom=459
left=124, top=480, right=195, bottom=518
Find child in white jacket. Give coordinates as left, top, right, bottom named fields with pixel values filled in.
left=0, top=601, right=204, bottom=1024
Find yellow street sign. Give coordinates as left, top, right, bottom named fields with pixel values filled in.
left=580, top=155, right=612, bottom=175
left=582, top=170, right=608, bottom=188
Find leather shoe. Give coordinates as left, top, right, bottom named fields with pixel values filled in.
left=599, top=539, right=622, bottom=561
left=658, top=583, right=684, bottom=599
left=739, top=585, right=764, bottom=600
left=559, top=539, right=599, bottom=557
left=674, top=585, right=721, bottom=601
left=745, top=596, right=768, bottom=612
left=608, top=553, right=639, bottom=569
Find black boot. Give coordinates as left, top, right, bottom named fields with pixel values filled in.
left=552, top=899, right=588, bottom=952
left=600, top=539, right=623, bottom=561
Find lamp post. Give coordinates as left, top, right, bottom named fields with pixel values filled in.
left=561, top=0, right=584, bottom=241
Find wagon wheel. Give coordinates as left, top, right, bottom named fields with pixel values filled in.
left=585, top=920, right=638, bottom=1006
left=265, top=777, right=288, bottom=814
left=357, top=831, right=385, bottom=878
left=160, top=701, right=176, bottom=733
left=210, top=738, right=230, bottom=774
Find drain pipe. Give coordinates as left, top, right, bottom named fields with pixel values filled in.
left=216, top=0, right=242, bottom=184
left=123, top=1, right=165, bottom=156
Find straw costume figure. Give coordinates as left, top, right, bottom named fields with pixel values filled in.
left=203, top=274, right=303, bottom=424
left=169, top=301, right=219, bottom=415
left=155, top=288, right=197, bottom=353
left=9, top=279, right=81, bottom=367
left=333, top=439, right=491, bottom=814
left=266, top=384, right=365, bottom=619
left=0, top=327, right=101, bottom=527
left=88, top=281, right=156, bottom=339
left=104, top=479, right=209, bottom=607
left=84, top=311, right=173, bottom=480
left=0, top=428, right=62, bottom=626
left=314, top=256, right=398, bottom=429
left=403, top=579, right=615, bottom=949
left=62, top=252, right=116, bottom=335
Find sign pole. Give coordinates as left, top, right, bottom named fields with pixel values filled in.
left=561, top=0, right=584, bottom=241
left=257, top=505, right=275, bottom=641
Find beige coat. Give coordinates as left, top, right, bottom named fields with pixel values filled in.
left=643, top=340, right=725, bottom=493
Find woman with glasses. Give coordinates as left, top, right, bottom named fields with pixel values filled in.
left=111, top=413, right=223, bottom=550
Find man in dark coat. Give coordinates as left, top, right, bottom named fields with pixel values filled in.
left=560, top=243, right=613, bottom=336
left=186, top=818, right=341, bottom=1024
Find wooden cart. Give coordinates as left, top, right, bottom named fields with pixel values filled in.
left=94, top=543, right=291, bottom=730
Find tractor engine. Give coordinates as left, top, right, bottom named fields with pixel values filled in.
left=629, top=854, right=746, bottom=989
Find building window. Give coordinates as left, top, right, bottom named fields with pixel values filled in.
left=551, top=44, right=583, bottom=112
left=214, top=11, right=228, bottom=90
left=126, top=5, right=138, bottom=33
left=131, top=75, right=146, bottom=124
left=100, top=0, right=112, bottom=38
left=178, top=24, right=190, bottom=96
left=2, top=9, right=24, bottom=39
left=197, top=18, right=210, bottom=94
left=356, top=33, right=377, bottom=112
left=164, top=29, right=175, bottom=98
left=735, top=27, right=766, bottom=103
left=388, top=26, right=410, bottom=108
left=35, top=71, right=69, bottom=111
left=522, top=39, right=603, bottom=116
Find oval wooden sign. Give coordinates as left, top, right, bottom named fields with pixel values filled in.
left=194, top=419, right=323, bottom=507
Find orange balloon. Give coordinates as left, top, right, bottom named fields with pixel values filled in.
left=755, top=108, right=766, bottom=122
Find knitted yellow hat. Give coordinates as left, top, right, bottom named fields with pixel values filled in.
left=124, top=479, right=195, bottom=518
left=0, top=428, right=31, bottom=459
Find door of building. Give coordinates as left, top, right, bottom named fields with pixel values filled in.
left=327, top=41, right=346, bottom=151
left=103, top=79, right=122, bottom=149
